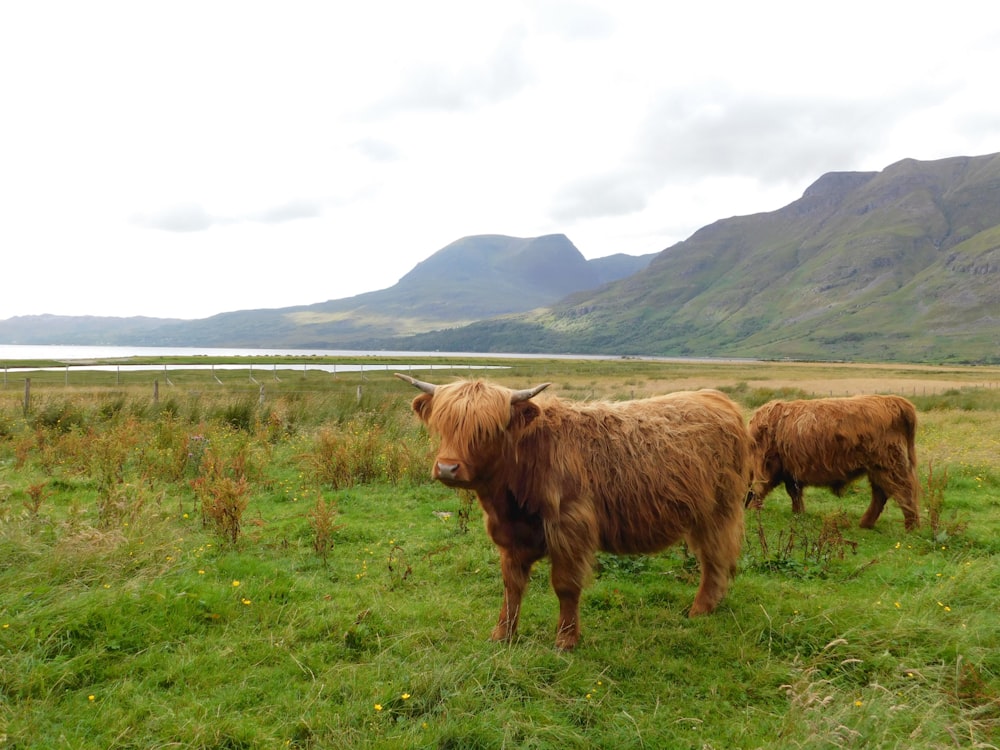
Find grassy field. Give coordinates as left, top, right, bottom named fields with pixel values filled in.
left=1, top=357, right=999, bottom=749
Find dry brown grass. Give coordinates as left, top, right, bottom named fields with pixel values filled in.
left=504, top=362, right=1000, bottom=408
left=919, top=410, right=1000, bottom=473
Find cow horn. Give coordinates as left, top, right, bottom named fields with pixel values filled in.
left=394, top=372, right=436, bottom=394
left=511, top=382, right=551, bottom=402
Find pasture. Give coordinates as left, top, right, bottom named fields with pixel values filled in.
left=1, top=356, right=999, bottom=749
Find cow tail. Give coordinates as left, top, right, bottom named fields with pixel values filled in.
left=903, top=404, right=918, bottom=470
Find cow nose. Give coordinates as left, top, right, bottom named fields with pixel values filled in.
left=435, top=461, right=460, bottom=481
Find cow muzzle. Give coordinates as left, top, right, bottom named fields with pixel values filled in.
left=433, top=460, right=462, bottom=483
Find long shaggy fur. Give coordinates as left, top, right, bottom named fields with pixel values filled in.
left=747, top=394, right=920, bottom=530
left=405, top=378, right=751, bottom=650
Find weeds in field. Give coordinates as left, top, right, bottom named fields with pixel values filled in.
left=386, top=542, right=412, bottom=589
left=191, top=448, right=252, bottom=545
left=219, top=396, right=258, bottom=432
left=307, top=494, right=342, bottom=565
left=184, top=432, right=210, bottom=478
left=297, top=411, right=427, bottom=488
left=195, top=472, right=250, bottom=545
left=925, top=460, right=967, bottom=544
left=90, top=420, right=142, bottom=526
left=748, top=508, right=857, bottom=577
left=23, top=481, right=47, bottom=517
left=456, top=489, right=476, bottom=534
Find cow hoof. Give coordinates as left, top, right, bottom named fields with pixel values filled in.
left=491, top=625, right=515, bottom=643
left=555, top=636, right=578, bottom=651
left=687, top=602, right=715, bottom=617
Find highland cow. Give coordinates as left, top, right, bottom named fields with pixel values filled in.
left=746, top=394, right=920, bottom=530
left=396, top=374, right=750, bottom=650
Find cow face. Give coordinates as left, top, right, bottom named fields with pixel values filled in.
left=397, top=375, right=549, bottom=488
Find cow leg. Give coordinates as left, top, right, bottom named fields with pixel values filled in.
left=896, top=477, right=921, bottom=531
left=869, top=470, right=921, bottom=531
left=785, top=479, right=805, bottom=513
left=549, top=556, right=588, bottom=650
left=492, top=547, right=540, bottom=643
left=687, top=515, right=743, bottom=616
left=859, top=481, right=888, bottom=529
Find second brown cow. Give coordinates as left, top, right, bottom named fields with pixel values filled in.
left=746, top=394, right=920, bottom=530
left=396, top=374, right=751, bottom=650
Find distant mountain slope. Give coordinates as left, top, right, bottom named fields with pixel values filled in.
left=0, top=315, right=185, bottom=347
left=396, top=154, right=1000, bottom=363
left=4, top=154, right=998, bottom=363
left=0, top=235, right=655, bottom=348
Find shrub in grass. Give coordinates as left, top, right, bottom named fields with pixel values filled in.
left=22, top=481, right=48, bottom=517
left=307, top=494, right=342, bottom=565
left=192, top=468, right=250, bottom=545
left=190, top=439, right=258, bottom=544
left=298, top=413, right=430, bottom=488
left=96, top=394, right=128, bottom=421
left=32, top=398, right=87, bottom=432
left=217, top=396, right=258, bottom=432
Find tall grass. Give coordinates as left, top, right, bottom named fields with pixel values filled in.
left=1, top=362, right=998, bottom=748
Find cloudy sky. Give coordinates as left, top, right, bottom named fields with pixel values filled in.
left=2, top=1, right=998, bottom=320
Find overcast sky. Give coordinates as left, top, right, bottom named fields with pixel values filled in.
left=2, top=1, right=998, bottom=321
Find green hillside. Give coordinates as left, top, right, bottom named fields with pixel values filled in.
left=397, top=154, right=1000, bottom=363
left=0, top=235, right=654, bottom=348
left=2, top=154, right=998, bottom=363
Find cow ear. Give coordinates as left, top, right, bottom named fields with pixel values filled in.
left=511, top=400, right=541, bottom=429
left=411, top=393, right=433, bottom=422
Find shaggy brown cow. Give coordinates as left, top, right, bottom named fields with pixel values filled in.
left=396, top=374, right=750, bottom=650
left=745, top=395, right=920, bottom=530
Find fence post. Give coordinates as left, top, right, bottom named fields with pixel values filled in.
left=356, top=384, right=363, bottom=403
left=23, top=378, right=30, bottom=414
left=259, top=384, right=265, bottom=407
left=65, top=365, right=69, bottom=386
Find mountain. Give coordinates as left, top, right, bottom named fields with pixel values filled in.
left=0, top=235, right=655, bottom=348
left=4, top=154, right=998, bottom=363
left=395, top=153, right=1000, bottom=363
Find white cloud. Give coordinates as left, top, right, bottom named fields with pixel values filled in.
left=1, top=0, right=998, bottom=320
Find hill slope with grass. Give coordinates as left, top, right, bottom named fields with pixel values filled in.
left=397, top=153, right=1000, bottom=363
left=0, top=235, right=654, bottom=348
left=3, top=154, right=998, bottom=362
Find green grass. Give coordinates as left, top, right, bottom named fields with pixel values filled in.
left=1, top=360, right=999, bottom=748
